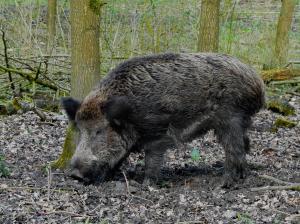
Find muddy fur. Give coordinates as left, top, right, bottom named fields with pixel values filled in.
left=62, top=53, right=265, bottom=187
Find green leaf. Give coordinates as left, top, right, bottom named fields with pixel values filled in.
left=191, top=147, right=201, bottom=161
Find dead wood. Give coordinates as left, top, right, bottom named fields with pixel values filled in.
left=0, top=65, right=69, bottom=94
left=250, top=175, right=300, bottom=192
left=261, top=68, right=300, bottom=83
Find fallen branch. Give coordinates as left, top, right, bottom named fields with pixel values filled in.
left=261, top=68, right=300, bottom=82
left=258, top=174, right=294, bottom=185
left=0, top=65, right=69, bottom=94
left=0, top=185, right=72, bottom=192
left=36, top=210, right=96, bottom=217
left=269, top=78, right=300, bottom=85
left=286, top=91, right=300, bottom=97
left=250, top=175, right=300, bottom=192
left=250, top=184, right=300, bottom=192
left=11, top=97, right=48, bottom=121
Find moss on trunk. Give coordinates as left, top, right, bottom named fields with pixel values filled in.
left=52, top=0, right=101, bottom=170
left=51, top=123, right=76, bottom=169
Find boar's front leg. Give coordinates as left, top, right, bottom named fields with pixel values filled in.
left=216, top=117, right=249, bottom=188
left=143, top=136, right=175, bottom=185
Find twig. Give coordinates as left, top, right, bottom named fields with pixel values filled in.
left=47, top=166, right=52, bottom=202
left=36, top=210, right=96, bottom=217
left=0, top=53, right=71, bottom=70
left=0, top=53, right=36, bottom=70
left=1, top=30, right=15, bottom=95
left=40, top=71, right=69, bottom=92
left=285, top=61, right=300, bottom=68
left=122, top=171, right=154, bottom=204
left=270, top=78, right=300, bottom=85
left=31, top=107, right=47, bottom=121
left=259, top=174, right=294, bottom=185
left=122, top=171, right=131, bottom=195
left=251, top=184, right=300, bottom=191
left=34, top=61, right=42, bottom=80
left=0, top=78, right=23, bottom=92
left=286, top=91, right=300, bottom=97
left=251, top=175, right=300, bottom=191
left=176, top=222, right=207, bottom=224
left=0, top=185, right=72, bottom=192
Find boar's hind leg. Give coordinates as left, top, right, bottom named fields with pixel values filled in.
left=216, top=117, right=249, bottom=188
left=244, top=134, right=250, bottom=153
left=143, top=136, right=175, bottom=185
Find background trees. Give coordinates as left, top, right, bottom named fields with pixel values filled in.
left=197, top=0, right=221, bottom=52
left=274, top=0, right=297, bottom=67
left=47, top=0, right=57, bottom=53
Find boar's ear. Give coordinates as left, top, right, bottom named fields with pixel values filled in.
left=100, top=96, right=131, bottom=127
left=61, top=97, right=81, bottom=121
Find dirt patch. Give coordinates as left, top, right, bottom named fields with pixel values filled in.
left=0, top=97, right=299, bottom=223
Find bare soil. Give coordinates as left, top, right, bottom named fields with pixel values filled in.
left=0, top=96, right=299, bottom=224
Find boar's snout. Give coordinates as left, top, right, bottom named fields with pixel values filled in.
left=70, top=168, right=84, bottom=181
left=69, top=156, right=108, bottom=184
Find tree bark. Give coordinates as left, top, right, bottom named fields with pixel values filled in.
left=197, top=0, right=221, bottom=52
left=274, top=0, right=296, bottom=66
left=70, top=0, right=101, bottom=99
left=52, top=0, right=101, bottom=169
left=47, top=0, right=57, bottom=53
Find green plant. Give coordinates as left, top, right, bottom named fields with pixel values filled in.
left=190, top=147, right=201, bottom=162
left=237, top=213, right=254, bottom=224
left=0, top=155, right=10, bottom=177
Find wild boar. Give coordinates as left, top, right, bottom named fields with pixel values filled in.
left=62, top=53, right=265, bottom=187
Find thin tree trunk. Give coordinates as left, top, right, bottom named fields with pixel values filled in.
left=274, top=0, right=296, bottom=66
left=197, top=0, right=221, bottom=52
left=47, top=0, right=57, bottom=53
left=52, top=0, right=101, bottom=169
left=70, top=0, right=101, bottom=98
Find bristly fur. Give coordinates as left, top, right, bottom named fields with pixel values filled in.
left=67, top=53, right=265, bottom=187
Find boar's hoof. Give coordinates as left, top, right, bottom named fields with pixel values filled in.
left=222, top=166, right=248, bottom=188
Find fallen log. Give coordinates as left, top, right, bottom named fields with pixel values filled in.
left=261, top=68, right=300, bottom=83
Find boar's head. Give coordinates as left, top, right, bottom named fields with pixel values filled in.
left=61, top=94, right=132, bottom=184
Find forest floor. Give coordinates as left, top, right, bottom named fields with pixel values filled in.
left=0, top=95, right=299, bottom=224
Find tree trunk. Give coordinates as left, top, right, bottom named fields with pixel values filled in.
left=70, top=0, right=101, bottom=99
left=52, top=0, right=101, bottom=169
left=274, top=0, right=296, bottom=66
left=197, top=0, right=221, bottom=52
left=47, top=0, right=57, bottom=53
